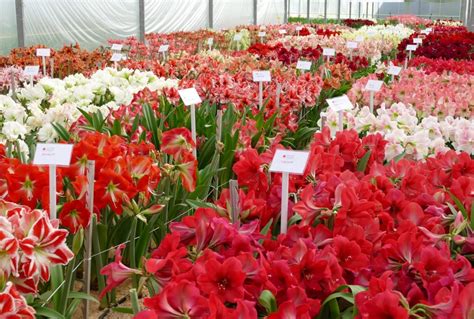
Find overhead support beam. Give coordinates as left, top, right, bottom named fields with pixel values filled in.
left=253, top=0, right=257, bottom=25
left=139, top=0, right=145, bottom=42
left=15, top=0, right=25, bottom=47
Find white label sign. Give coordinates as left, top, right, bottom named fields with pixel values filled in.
left=323, top=48, right=336, bottom=56
left=23, top=65, right=40, bottom=76
left=413, top=38, right=423, bottom=44
left=387, top=65, right=402, bottom=76
left=355, top=35, right=364, bottom=42
left=110, top=53, right=123, bottom=62
left=278, top=29, right=287, bottom=35
left=327, top=95, right=354, bottom=112
left=347, top=41, right=358, bottom=49
left=178, top=88, right=202, bottom=106
left=296, top=60, right=312, bottom=71
left=296, top=26, right=303, bottom=31
left=33, top=143, right=73, bottom=166
left=365, top=80, right=383, bottom=92
left=270, top=150, right=310, bottom=175
left=258, top=31, right=266, bottom=37
left=207, top=38, right=214, bottom=45
left=233, top=34, right=243, bottom=41
left=406, top=44, right=417, bottom=51
left=158, top=44, right=169, bottom=53
left=111, top=44, right=123, bottom=51
left=252, top=70, right=271, bottom=82
left=36, top=48, right=51, bottom=57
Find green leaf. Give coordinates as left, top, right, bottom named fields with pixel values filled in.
left=34, top=306, right=66, bottom=319
left=51, top=123, right=70, bottom=141
left=357, top=150, right=372, bottom=172
left=260, top=218, right=273, bottom=236
left=393, top=151, right=406, bottom=163
left=447, top=190, right=468, bottom=220
left=67, top=291, right=99, bottom=303
left=321, top=292, right=354, bottom=308
left=259, top=290, right=277, bottom=314
left=186, top=199, right=219, bottom=210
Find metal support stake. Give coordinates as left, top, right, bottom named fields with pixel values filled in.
left=324, top=0, right=328, bottom=22
left=253, top=0, right=257, bottom=24
left=366, top=1, right=369, bottom=18
left=15, top=0, right=25, bottom=47
left=337, top=0, right=341, bottom=21
left=209, top=0, right=214, bottom=29
left=307, top=0, right=310, bottom=22
left=349, top=1, right=352, bottom=19
left=139, top=0, right=145, bottom=42
left=284, top=0, right=288, bottom=23
left=358, top=1, right=361, bottom=18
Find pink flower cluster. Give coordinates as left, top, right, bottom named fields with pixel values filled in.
left=348, top=69, right=474, bottom=117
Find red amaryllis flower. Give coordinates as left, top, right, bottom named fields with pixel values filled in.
left=5, top=164, right=48, bottom=209
left=174, top=152, right=197, bottom=193
left=99, top=244, right=141, bottom=300
left=161, top=127, right=195, bottom=161
left=233, top=148, right=268, bottom=194
left=59, top=200, right=91, bottom=234
left=356, top=289, right=409, bottom=319
left=94, top=169, right=137, bottom=215
left=143, top=281, right=210, bottom=318
left=197, top=257, right=246, bottom=303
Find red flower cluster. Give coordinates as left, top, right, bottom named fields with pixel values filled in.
left=409, top=56, right=474, bottom=74
left=134, top=129, right=474, bottom=317
left=398, top=29, right=474, bottom=61
left=342, top=19, right=376, bottom=28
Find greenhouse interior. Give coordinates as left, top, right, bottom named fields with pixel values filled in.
left=0, top=0, right=473, bottom=318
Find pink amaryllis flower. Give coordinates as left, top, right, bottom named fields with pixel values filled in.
left=0, top=282, right=36, bottom=318
left=99, top=244, right=142, bottom=300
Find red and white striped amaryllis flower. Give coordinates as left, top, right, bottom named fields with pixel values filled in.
left=0, top=200, right=73, bottom=294
left=0, top=282, right=35, bottom=318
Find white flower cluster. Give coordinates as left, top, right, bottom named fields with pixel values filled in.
left=323, top=102, right=473, bottom=161
left=0, top=67, right=178, bottom=150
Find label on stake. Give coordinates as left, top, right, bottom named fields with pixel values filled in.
left=387, top=65, right=402, bottom=76
left=365, top=80, right=383, bottom=92
left=258, top=31, right=266, bottom=37
left=23, top=65, right=40, bottom=76
left=111, top=44, right=123, bottom=51
left=110, top=53, right=123, bottom=62
left=413, top=38, right=423, bottom=44
left=296, top=60, right=312, bottom=71
left=33, top=143, right=73, bottom=166
left=178, top=88, right=202, bottom=106
left=406, top=44, right=417, bottom=51
left=347, top=41, right=358, bottom=49
left=269, top=150, right=310, bottom=174
left=327, top=95, right=354, bottom=112
left=36, top=48, right=51, bottom=57
left=233, top=33, right=243, bottom=41
left=158, top=44, right=169, bottom=52
left=252, top=70, right=271, bottom=82
left=323, top=48, right=336, bottom=56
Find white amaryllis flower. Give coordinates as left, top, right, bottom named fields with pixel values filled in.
left=2, top=121, right=28, bottom=141
left=38, top=123, right=58, bottom=142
